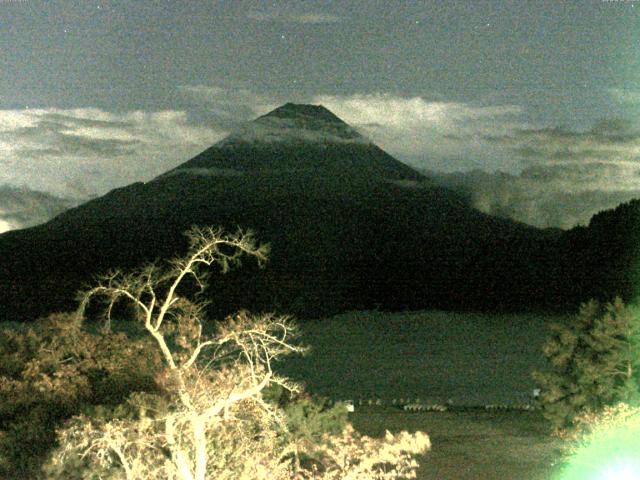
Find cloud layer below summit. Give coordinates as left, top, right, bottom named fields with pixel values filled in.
left=1, top=88, right=639, bottom=229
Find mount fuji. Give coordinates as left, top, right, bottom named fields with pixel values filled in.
left=0, top=104, right=590, bottom=321
left=159, top=103, right=423, bottom=187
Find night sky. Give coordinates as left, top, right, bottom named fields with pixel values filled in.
left=1, top=0, right=639, bottom=229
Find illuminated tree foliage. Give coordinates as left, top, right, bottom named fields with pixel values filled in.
left=533, top=298, right=640, bottom=432
left=38, top=226, right=430, bottom=480
left=0, top=312, right=162, bottom=478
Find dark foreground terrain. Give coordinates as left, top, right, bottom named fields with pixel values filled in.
left=351, top=407, right=565, bottom=480
left=274, top=309, right=573, bottom=479
left=275, top=310, right=570, bottom=406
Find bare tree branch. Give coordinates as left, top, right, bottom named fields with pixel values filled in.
left=50, top=226, right=428, bottom=480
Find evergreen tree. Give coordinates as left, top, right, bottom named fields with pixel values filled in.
left=533, top=297, right=640, bottom=432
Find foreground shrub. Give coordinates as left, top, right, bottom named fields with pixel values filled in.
left=312, top=424, right=430, bottom=480
left=0, top=312, right=161, bottom=477
left=264, top=384, right=349, bottom=443
left=263, top=386, right=352, bottom=473
left=40, top=226, right=430, bottom=479
left=533, top=298, right=640, bottom=432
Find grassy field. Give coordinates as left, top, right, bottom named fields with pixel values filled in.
left=350, top=406, right=566, bottom=480
left=273, top=309, right=573, bottom=479
left=275, top=309, right=570, bottom=407
left=2, top=308, right=574, bottom=478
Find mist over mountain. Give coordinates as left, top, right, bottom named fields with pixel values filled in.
left=0, top=186, right=79, bottom=233
left=0, top=103, right=636, bottom=322
left=429, top=169, right=640, bottom=230
left=426, top=118, right=640, bottom=230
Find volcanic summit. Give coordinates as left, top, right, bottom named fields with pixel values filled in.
left=160, top=103, right=423, bottom=185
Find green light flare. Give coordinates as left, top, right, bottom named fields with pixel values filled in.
left=556, top=414, right=640, bottom=480
left=599, top=459, right=640, bottom=480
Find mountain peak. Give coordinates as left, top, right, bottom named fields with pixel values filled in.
left=160, top=101, right=423, bottom=183
left=219, top=102, right=364, bottom=145
left=258, top=103, right=346, bottom=124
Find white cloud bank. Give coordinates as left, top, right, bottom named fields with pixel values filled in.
left=0, top=90, right=526, bottom=202
left=608, top=88, right=640, bottom=105
left=246, top=10, right=342, bottom=24
left=0, top=185, right=78, bottom=233
left=0, top=107, right=224, bottom=198
left=2, top=87, right=639, bottom=231
left=240, top=0, right=343, bottom=24
left=434, top=119, right=640, bottom=229
left=311, top=93, right=524, bottom=172
left=311, top=93, right=640, bottom=229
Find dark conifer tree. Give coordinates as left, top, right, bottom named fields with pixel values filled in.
left=533, top=297, right=640, bottom=432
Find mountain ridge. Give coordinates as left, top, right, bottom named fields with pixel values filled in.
left=0, top=185, right=80, bottom=233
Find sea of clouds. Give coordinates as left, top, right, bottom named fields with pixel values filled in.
left=1, top=87, right=638, bottom=231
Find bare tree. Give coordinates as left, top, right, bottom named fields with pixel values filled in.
left=45, top=226, right=430, bottom=480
